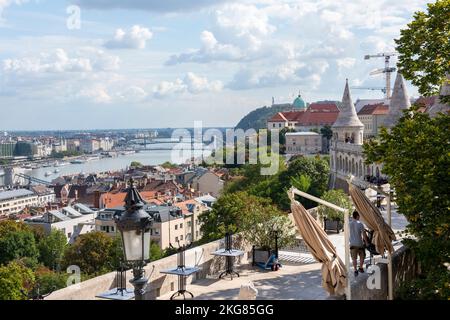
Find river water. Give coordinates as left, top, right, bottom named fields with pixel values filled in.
left=0, top=142, right=212, bottom=185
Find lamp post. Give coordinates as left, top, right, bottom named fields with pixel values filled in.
left=115, top=179, right=153, bottom=300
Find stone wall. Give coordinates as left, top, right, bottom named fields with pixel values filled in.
left=349, top=245, right=418, bottom=300
left=46, top=236, right=253, bottom=300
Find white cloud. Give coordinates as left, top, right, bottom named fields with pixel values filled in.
left=227, top=60, right=329, bottom=90
left=104, top=25, right=153, bottom=50
left=1, top=48, right=122, bottom=103
left=0, top=0, right=28, bottom=22
left=73, top=0, right=229, bottom=13
left=78, top=85, right=112, bottom=104
left=166, top=30, right=242, bottom=65
left=2, top=48, right=119, bottom=75
left=153, top=72, right=223, bottom=98
left=337, top=57, right=356, bottom=70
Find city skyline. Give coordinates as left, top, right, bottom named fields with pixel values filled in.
left=1, top=0, right=429, bottom=130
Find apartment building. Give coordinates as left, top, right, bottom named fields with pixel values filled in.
left=0, top=189, right=39, bottom=217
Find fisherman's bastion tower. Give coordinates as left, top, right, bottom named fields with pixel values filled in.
left=330, top=73, right=412, bottom=190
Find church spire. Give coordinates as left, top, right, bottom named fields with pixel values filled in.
left=332, top=79, right=364, bottom=128
left=383, top=73, right=411, bottom=127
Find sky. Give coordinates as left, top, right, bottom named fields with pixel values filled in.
left=0, top=0, right=432, bottom=130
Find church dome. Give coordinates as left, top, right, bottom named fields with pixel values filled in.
left=292, top=94, right=306, bottom=109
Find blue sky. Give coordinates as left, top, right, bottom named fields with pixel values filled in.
left=0, top=0, right=431, bottom=130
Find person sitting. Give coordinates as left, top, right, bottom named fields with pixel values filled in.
left=349, top=211, right=369, bottom=276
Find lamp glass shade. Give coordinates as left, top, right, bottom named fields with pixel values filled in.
left=122, top=229, right=150, bottom=261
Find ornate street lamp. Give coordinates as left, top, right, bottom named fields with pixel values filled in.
left=115, top=179, right=153, bottom=300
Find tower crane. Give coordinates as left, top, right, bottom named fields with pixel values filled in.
left=350, top=86, right=387, bottom=95
left=364, top=52, right=398, bottom=99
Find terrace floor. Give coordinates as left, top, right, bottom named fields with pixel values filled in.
left=158, top=262, right=330, bottom=300
left=158, top=205, right=408, bottom=301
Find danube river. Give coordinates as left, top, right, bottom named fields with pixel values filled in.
left=0, top=144, right=212, bottom=185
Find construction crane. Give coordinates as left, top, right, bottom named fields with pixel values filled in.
left=351, top=87, right=387, bottom=95
left=364, top=52, right=398, bottom=99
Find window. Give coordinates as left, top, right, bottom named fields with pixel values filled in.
left=175, top=225, right=178, bottom=230
left=180, top=235, right=183, bottom=241
left=273, top=123, right=275, bottom=128
left=180, top=223, right=183, bottom=229
left=175, top=236, right=178, bottom=242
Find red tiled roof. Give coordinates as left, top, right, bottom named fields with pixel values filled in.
left=358, top=103, right=389, bottom=115
left=268, top=103, right=339, bottom=125
left=415, top=96, right=436, bottom=108
left=268, top=111, right=304, bottom=122
left=297, top=110, right=339, bottom=126
left=268, top=112, right=288, bottom=122
left=308, top=103, right=339, bottom=113
left=100, top=191, right=157, bottom=208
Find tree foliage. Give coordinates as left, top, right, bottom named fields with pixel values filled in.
left=199, top=191, right=294, bottom=248
left=395, top=0, right=450, bottom=100
left=0, top=261, right=35, bottom=300
left=364, top=108, right=450, bottom=299
left=62, top=232, right=123, bottom=276
left=0, top=221, right=39, bottom=266
left=37, top=229, right=67, bottom=270
left=318, top=189, right=353, bottom=221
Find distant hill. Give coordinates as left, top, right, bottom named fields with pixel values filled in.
left=235, top=104, right=293, bottom=131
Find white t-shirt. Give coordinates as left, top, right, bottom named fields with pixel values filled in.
left=349, top=219, right=365, bottom=247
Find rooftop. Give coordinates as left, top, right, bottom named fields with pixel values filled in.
left=0, top=189, right=35, bottom=202
left=285, top=132, right=320, bottom=136
left=357, top=103, right=389, bottom=116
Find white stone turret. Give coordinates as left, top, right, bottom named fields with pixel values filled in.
left=428, top=73, right=450, bottom=118
left=383, top=73, right=411, bottom=128
left=332, top=79, right=364, bottom=145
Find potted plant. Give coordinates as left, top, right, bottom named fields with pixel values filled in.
left=243, top=215, right=296, bottom=265
left=318, top=190, right=353, bottom=233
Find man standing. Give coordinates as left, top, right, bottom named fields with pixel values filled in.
left=349, top=211, right=369, bottom=276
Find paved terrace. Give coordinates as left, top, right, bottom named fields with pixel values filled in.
left=158, top=205, right=407, bottom=301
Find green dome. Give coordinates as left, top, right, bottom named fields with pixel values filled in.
left=293, top=94, right=306, bottom=109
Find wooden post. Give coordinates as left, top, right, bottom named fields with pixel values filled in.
left=343, top=209, right=351, bottom=300
left=291, top=188, right=351, bottom=300
left=387, top=193, right=393, bottom=300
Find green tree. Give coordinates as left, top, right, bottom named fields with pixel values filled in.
left=160, top=161, right=178, bottom=169
left=62, top=232, right=122, bottom=276
left=150, top=241, right=164, bottom=261
left=290, top=174, right=312, bottom=193
left=395, top=0, right=450, bottom=100
left=364, top=108, right=450, bottom=299
left=33, top=266, right=67, bottom=297
left=279, top=156, right=330, bottom=209
left=320, top=125, right=333, bottom=140
left=199, top=191, right=287, bottom=243
left=130, top=161, right=143, bottom=168
left=37, top=229, right=67, bottom=270
left=244, top=214, right=296, bottom=250
left=0, top=221, right=39, bottom=266
left=0, top=260, right=35, bottom=300
left=318, top=189, right=353, bottom=221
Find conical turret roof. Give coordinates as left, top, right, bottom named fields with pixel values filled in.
left=332, top=79, right=364, bottom=128
left=428, top=73, right=450, bottom=117
left=383, top=73, right=411, bottom=127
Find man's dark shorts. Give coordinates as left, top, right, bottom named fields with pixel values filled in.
left=350, top=246, right=366, bottom=260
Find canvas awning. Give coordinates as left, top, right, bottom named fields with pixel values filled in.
left=348, top=184, right=396, bottom=254
left=288, top=190, right=347, bottom=296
